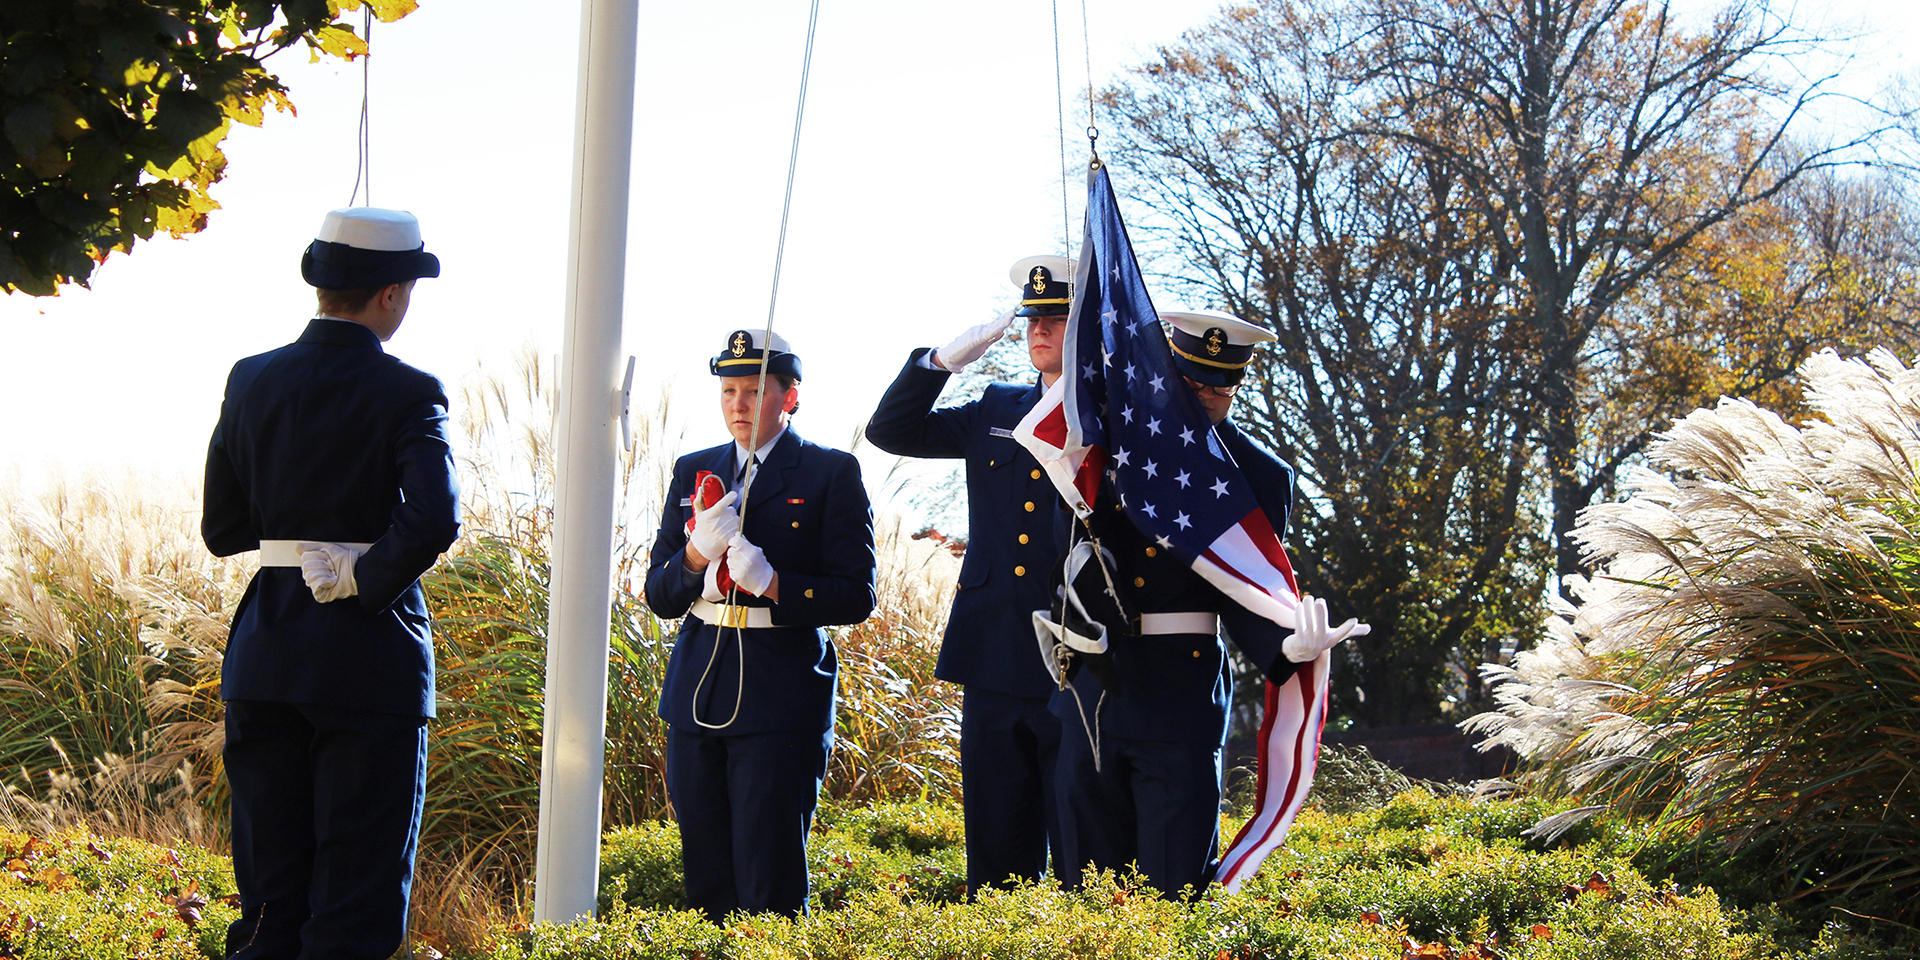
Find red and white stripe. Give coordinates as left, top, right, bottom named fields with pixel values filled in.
left=1215, top=651, right=1331, bottom=891
left=1194, top=507, right=1302, bottom=627
left=1015, top=377, right=1105, bottom=516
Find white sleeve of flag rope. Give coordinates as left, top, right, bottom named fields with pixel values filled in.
left=1214, top=651, right=1331, bottom=891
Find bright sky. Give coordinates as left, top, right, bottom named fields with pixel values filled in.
left=3, top=0, right=1913, bottom=511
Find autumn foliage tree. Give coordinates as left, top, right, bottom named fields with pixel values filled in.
left=1352, top=0, right=1897, bottom=583
left=1103, top=2, right=1547, bottom=726
left=1100, top=0, right=1917, bottom=726
left=0, top=0, right=419, bottom=296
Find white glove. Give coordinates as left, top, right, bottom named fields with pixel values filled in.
left=298, top=541, right=365, bottom=604
left=701, top=556, right=728, bottom=602
left=725, top=533, right=775, bottom=597
left=1282, top=593, right=1369, bottom=663
left=688, top=490, right=741, bottom=563
left=933, top=311, right=1015, bottom=371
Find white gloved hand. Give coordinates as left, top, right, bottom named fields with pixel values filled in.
left=725, top=533, right=775, bottom=597
left=933, top=311, right=1016, bottom=372
left=298, top=541, right=365, bottom=604
left=688, top=490, right=741, bottom=563
left=1282, top=593, right=1370, bottom=663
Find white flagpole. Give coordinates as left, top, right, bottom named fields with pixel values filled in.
left=534, top=0, right=637, bottom=924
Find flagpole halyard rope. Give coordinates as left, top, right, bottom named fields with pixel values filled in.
left=348, top=6, right=371, bottom=206
left=1052, top=0, right=1071, bottom=252
left=694, top=0, right=824, bottom=732
left=1081, top=0, right=1098, bottom=158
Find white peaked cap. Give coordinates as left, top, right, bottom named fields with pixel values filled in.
left=728, top=329, right=792, bottom=354
left=315, top=207, right=424, bottom=251
left=1160, top=308, right=1276, bottom=346
left=1009, top=254, right=1077, bottom=287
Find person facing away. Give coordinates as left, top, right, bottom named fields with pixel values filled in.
left=203, top=206, right=459, bottom=959
left=643, top=329, right=877, bottom=921
left=864, top=255, right=1075, bottom=893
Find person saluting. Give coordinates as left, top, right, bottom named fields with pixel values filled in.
left=865, top=256, right=1074, bottom=893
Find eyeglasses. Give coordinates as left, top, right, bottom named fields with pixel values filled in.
left=1183, top=377, right=1239, bottom=397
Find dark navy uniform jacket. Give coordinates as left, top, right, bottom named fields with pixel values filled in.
left=1056, top=418, right=1301, bottom=744
left=645, top=429, right=876, bottom=735
left=866, top=349, right=1062, bottom=699
left=203, top=319, right=462, bottom=719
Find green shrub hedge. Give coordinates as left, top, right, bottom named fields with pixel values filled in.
left=598, top=800, right=970, bottom=915
left=0, top=828, right=238, bottom=960
left=529, top=791, right=1817, bottom=960
left=12, top=792, right=1913, bottom=959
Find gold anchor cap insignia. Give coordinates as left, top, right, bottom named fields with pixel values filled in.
left=1030, top=267, right=1048, bottom=294
left=1205, top=328, right=1226, bottom=356
left=730, top=331, right=748, bottom=357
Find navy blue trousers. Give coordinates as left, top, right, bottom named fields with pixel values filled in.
left=667, top=726, right=830, bottom=922
left=959, top=687, right=1063, bottom=893
left=1055, top=727, right=1222, bottom=900
left=223, top=699, right=427, bottom=960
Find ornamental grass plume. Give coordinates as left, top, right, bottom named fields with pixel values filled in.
left=0, top=468, right=244, bottom=850
left=1465, top=348, right=1920, bottom=922
left=826, top=511, right=963, bottom=805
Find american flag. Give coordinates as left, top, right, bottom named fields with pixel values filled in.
left=1014, top=164, right=1332, bottom=891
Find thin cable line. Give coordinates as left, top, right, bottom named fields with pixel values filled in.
left=348, top=7, right=371, bottom=205
left=1052, top=0, right=1070, bottom=252
left=1081, top=0, right=1095, bottom=136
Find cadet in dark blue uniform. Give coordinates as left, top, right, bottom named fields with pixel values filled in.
left=204, top=207, right=459, bottom=960
left=644, top=330, right=876, bottom=921
left=1048, top=310, right=1304, bottom=900
left=865, top=256, right=1073, bottom=893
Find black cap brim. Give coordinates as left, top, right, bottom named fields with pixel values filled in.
left=1170, top=355, right=1245, bottom=388
left=710, top=354, right=803, bottom=381
left=1017, top=304, right=1070, bottom=318
left=302, top=241, right=441, bottom=289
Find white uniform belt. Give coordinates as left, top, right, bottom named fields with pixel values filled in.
left=690, top=598, right=774, bottom=629
left=258, top=540, right=374, bottom=567
left=1137, top=611, right=1217, bottom=635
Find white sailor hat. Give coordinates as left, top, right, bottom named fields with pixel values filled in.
left=1009, top=255, right=1076, bottom=317
left=711, top=328, right=802, bottom=380
left=300, top=207, right=441, bottom=289
left=1161, top=308, right=1275, bottom=387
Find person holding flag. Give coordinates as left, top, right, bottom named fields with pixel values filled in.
left=865, top=256, right=1074, bottom=894
left=1016, top=165, right=1367, bottom=898
left=644, top=330, right=877, bottom=921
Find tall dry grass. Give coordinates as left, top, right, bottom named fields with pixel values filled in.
left=0, top=468, right=244, bottom=850
left=0, top=350, right=968, bottom=954
left=1465, top=348, right=1920, bottom=923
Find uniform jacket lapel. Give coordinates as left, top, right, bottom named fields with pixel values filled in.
left=1017, top=381, right=1042, bottom=412
left=745, top=428, right=800, bottom=507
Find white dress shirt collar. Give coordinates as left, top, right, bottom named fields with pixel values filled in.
left=734, top=426, right=788, bottom=480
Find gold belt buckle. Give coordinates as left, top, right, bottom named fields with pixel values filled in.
left=714, top=603, right=751, bottom=629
